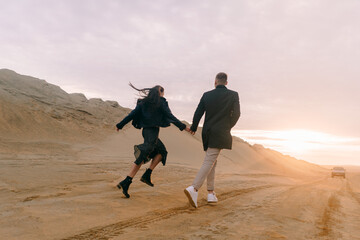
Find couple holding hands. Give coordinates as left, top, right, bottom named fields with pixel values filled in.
left=116, top=72, right=240, bottom=208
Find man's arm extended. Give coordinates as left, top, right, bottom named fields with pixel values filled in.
left=190, top=94, right=205, bottom=133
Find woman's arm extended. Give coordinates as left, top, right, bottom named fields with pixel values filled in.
left=116, top=105, right=140, bottom=130
left=162, top=100, right=186, bottom=131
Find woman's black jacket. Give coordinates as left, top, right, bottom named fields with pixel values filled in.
left=116, top=97, right=186, bottom=131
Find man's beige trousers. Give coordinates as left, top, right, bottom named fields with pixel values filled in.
left=192, top=148, right=221, bottom=191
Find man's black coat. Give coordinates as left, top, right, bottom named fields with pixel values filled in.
left=190, top=85, right=240, bottom=151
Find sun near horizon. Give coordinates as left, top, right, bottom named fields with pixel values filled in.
left=232, top=128, right=360, bottom=166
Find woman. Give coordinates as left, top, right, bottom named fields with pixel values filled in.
left=116, top=83, right=189, bottom=198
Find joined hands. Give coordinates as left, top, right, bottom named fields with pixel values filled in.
left=185, top=127, right=195, bottom=135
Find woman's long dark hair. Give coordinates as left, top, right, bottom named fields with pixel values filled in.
left=129, top=82, right=164, bottom=109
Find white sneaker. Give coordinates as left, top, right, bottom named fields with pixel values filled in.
left=184, top=186, right=198, bottom=208
left=207, top=192, right=218, bottom=203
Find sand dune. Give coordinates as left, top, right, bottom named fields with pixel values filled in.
left=1, top=69, right=359, bottom=239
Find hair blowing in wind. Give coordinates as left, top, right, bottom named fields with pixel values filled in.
left=129, top=82, right=164, bottom=108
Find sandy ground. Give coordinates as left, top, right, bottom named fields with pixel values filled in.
left=1, top=129, right=359, bottom=240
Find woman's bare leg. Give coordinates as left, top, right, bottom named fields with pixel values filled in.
left=149, top=154, right=162, bottom=170
left=128, top=163, right=142, bottom=178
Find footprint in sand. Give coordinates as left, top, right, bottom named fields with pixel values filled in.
left=23, top=195, right=40, bottom=202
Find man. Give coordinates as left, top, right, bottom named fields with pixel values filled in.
left=184, top=72, right=240, bottom=208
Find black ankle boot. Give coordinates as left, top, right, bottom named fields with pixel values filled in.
left=117, top=177, right=132, bottom=198
left=140, top=168, right=154, bottom=187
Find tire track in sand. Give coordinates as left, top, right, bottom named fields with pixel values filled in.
left=346, top=180, right=360, bottom=205
left=316, top=177, right=360, bottom=239
left=316, top=178, right=348, bottom=239
left=61, top=185, right=274, bottom=240
left=317, top=193, right=341, bottom=238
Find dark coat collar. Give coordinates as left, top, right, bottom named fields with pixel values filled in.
left=216, top=85, right=227, bottom=89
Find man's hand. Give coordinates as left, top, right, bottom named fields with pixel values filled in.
left=185, top=127, right=195, bottom=135
left=116, top=127, right=120, bottom=132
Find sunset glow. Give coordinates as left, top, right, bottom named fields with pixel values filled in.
left=232, top=129, right=360, bottom=165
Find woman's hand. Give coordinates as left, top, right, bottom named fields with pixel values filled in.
left=185, top=127, right=195, bottom=135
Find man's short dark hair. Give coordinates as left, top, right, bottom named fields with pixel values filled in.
left=216, top=72, right=227, bottom=84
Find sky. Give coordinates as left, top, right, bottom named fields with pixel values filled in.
left=1, top=0, right=359, bottom=165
